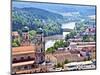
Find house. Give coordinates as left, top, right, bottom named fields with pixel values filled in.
left=45, top=52, right=84, bottom=65
left=64, top=60, right=95, bottom=71
left=12, top=31, right=19, bottom=40
left=80, top=27, right=96, bottom=36
left=68, top=38, right=82, bottom=42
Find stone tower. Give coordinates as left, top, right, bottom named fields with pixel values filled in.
left=35, top=28, right=45, bottom=64
left=21, top=26, right=30, bottom=46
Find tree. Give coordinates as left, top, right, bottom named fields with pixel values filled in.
left=54, top=64, right=57, bottom=68
left=29, top=30, right=36, bottom=40
left=75, top=22, right=85, bottom=33
left=64, top=41, right=70, bottom=47
left=56, top=63, right=62, bottom=68
left=15, top=39, right=20, bottom=46
left=56, top=63, right=64, bottom=68
left=12, top=42, right=18, bottom=47
left=82, top=35, right=90, bottom=42
left=12, top=38, right=20, bottom=47
left=59, top=40, right=65, bottom=47
left=54, top=41, right=60, bottom=49
left=46, top=40, right=69, bottom=53
left=46, top=47, right=55, bottom=53
left=12, top=7, right=63, bottom=36
left=65, top=34, right=70, bottom=41
left=69, top=30, right=77, bottom=38
left=53, top=40, right=65, bottom=49
left=65, top=30, right=76, bottom=41
left=64, top=59, right=69, bottom=64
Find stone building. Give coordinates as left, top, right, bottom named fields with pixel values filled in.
left=12, top=27, right=45, bottom=74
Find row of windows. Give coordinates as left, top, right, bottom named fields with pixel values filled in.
left=13, top=56, right=35, bottom=63
left=13, top=64, right=36, bottom=72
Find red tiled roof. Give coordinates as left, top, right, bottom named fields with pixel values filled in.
left=12, top=45, right=36, bottom=55
left=46, top=52, right=84, bottom=64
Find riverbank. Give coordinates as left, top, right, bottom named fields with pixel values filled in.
left=45, top=35, right=64, bottom=42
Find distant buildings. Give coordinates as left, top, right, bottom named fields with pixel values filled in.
left=45, top=51, right=84, bottom=65
left=80, top=27, right=96, bottom=36
left=12, top=21, right=96, bottom=73
left=64, top=60, right=95, bottom=71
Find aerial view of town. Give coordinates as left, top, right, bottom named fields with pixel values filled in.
left=12, top=1, right=96, bottom=74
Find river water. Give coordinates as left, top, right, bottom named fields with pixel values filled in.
left=45, top=40, right=56, bottom=50
left=45, top=22, right=76, bottom=50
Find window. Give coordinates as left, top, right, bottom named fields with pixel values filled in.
left=31, top=64, right=35, bottom=68
left=13, top=58, right=17, bottom=61
left=20, top=57, right=24, bottom=60
left=27, top=56, right=31, bottom=59
left=26, top=36, right=28, bottom=39
left=32, top=58, right=35, bottom=60
left=13, top=58, right=17, bottom=63
left=24, top=66, right=28, bottom=69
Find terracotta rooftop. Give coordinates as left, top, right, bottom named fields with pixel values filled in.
left=12, top=45, right=36, bottom=55
left=54, top=53, right=84, bottom=62
left=46, top=52, right=84, bottom=64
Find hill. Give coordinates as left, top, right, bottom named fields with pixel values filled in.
left=12, top=7, right=64, bottom=36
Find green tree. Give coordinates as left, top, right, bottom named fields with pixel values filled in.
left=46, top=47, right=55, bottom=53
left=64, top=41, right=70, bottom=47
left=56, top=63, right=62, bottom=68
left=64, top=59, right=69, bottom=64
left=29, top=30, right=36, bottom=40
left=53, top=40, right=65, bottom=49
left=83, top=35, right=90, bottom=42
left=12, top=42, right=18, bottom=47
left=12, top=37, right=20, bottom=47
left=65, top=30, right=76, bottom=41
left=69, top=30, right=77, bottom=38
left=54, top=41, right=60, bottom=49
left=65, top=34, right=70, bottom=41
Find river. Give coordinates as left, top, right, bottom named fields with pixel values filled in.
left=45, top=22, right=76, bottom=50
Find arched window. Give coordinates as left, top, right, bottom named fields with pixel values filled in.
left=27, top=56, right=31, bottom=59
left=13, top=58, right=17, bottom=63
left=13, top=58, right=17, bottom=61
left=20, top=57, right=24, bottom=61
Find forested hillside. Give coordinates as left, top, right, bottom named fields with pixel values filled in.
left=12, top=7, right=64, bottom=36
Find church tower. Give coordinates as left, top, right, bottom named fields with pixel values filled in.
left=21, top=26, right=30, bottom=46
left=35, top=28, right=45, bottom=64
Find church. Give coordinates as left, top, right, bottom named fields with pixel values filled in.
left=12, top=26, right=46, bottom=74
